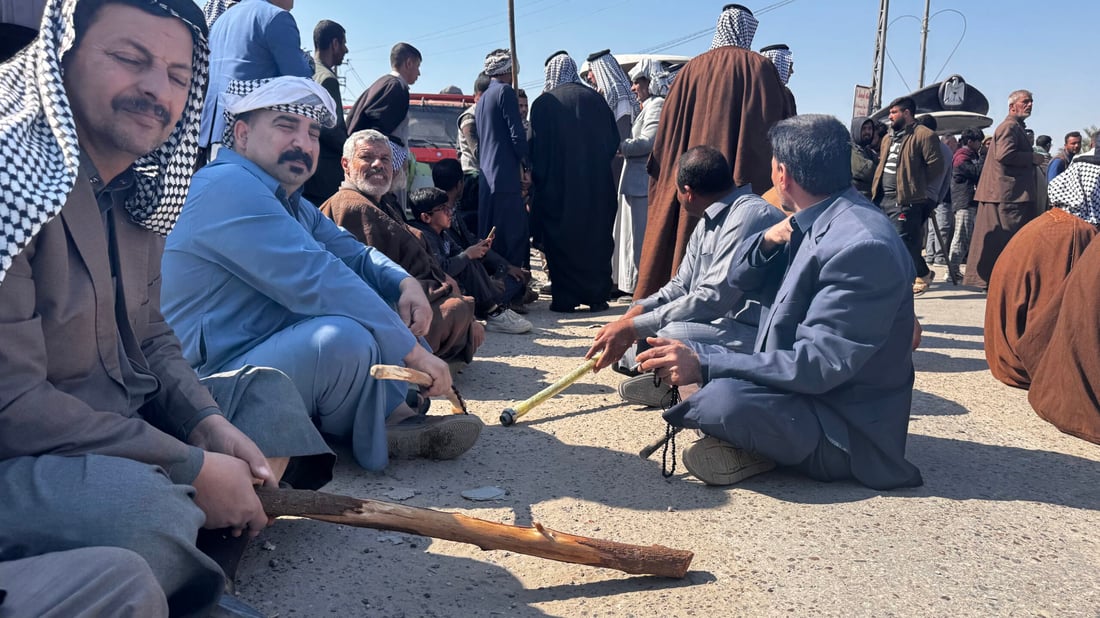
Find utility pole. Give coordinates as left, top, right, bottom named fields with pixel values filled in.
left=870, top=0, right=889, bottom=112
left=918, top=0, right=931, bottom=87
left=508, top=0, right=519, bottom=89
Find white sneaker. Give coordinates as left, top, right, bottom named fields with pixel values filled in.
left=484, top=308, right=532, bottom=334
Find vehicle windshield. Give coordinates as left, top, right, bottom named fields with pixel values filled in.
left=408, top=106, right=462, bottom=149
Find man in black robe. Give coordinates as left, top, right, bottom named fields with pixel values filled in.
left=530, top=52, right=620, bottom=312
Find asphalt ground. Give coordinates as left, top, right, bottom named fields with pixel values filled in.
left=236, top=263, right=1100, bottom=617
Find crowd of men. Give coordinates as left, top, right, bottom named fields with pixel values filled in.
left=0, top=0, right=1096, bottom=615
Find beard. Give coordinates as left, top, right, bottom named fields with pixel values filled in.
left=352, top=167, right=391, bottom=199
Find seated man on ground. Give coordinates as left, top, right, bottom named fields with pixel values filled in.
left=586, top=146, right=784, bottom=407
left=0, top=2, right=332, bottom=615
left=432, top=157, right=536, bottom=312
left=162, top=76, right=483, bottom=473
left=320, top=129, right=483, bottom=363
left=637, top=115, right=924, bottom=490
left=989, top=153, right=1100, bottom=388
left=409, top=187, right=532, bottom=334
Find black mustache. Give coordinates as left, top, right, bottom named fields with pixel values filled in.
left=114, top=96, right=170, bottom=126
left=278, top=149, right=314, bottom=170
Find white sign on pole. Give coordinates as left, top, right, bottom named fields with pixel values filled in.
left=853, top=85, right=872, bottom=118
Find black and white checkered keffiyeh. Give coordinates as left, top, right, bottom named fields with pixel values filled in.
left=710, top=4, right=758, bottom=50
left=202, top=0, right=237, bottom=27
left=543, top=51, right=581, bottom=91
left=0, top=0, right=209, bottom=284
left=628, top=58, right=671, bottom=98
left=587, top=50, right=639, bottom=121
left=219, top=76, right=337, bottom=148
left=760, top=44, right=793, bottom=85
left=483, top=48, right=513, bottom=77
left=1050, top=154, right=1100, bottom=226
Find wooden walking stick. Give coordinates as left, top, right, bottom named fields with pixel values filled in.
left=499, top=354, right=601, bottom=426
left=370, top=365, right=467, bottom=414
left=256, top=487, right=693, bottom=578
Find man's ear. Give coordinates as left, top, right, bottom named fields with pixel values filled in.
left=233, top=119, right=249, bottom=150
left=340, top=155, right=351, bottom=177
left=418, top=212, right=431, bottom=223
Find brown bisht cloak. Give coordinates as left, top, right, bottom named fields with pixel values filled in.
left=321, top=186, right=478, bottom=363
left=633, top=45, right=792, bottom=300
left=983, top=209, right=1098, bottom=388
left=1015, top=239, right=1100, bottom=444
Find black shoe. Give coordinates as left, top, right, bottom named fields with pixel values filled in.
left=549, top=302, right=577, bottom=313
left=588, top=301, right=610, bottom=313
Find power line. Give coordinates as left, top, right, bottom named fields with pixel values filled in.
left=930, top=9, right=967, bottom=83
left=636, top=0, right=799, bottom=54
left=885, top=48, right=912, bottom=93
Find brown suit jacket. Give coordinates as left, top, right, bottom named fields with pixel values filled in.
left=0, top=170, right=217, bottom=483
left=975, top=115, right=1037, bottom=204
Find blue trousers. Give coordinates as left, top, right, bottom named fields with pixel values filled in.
left=225, top=316, right=406, bottom=471
left=478, top=177, right=528, bottom=268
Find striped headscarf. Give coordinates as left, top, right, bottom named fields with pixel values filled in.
left=0, top=0, right=209, bottom=284
left=760, top=44, right=793, bottom=85
left=543, top=50, right=581, bottom=91
left=1050, top=154, right=1100, bottom=226
left=201, top=0, right=237, bottom=27
left=710, top=4, right=758, bottom=50
left=628, top=58, right=671, bottom=98
left=483, top=48, right=513, bottom=77
left=219, top=76, right=337, bottom=148
left=586, top=49, right=639, bottom=121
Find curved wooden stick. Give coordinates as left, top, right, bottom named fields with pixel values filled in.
left=369, top=365, right=467, bottom=414
left=257, top=487, right=692, bottom=578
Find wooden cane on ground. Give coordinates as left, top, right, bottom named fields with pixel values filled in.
left=499, top=354, right=600, bottom=426
left=369, top=365, right=467, bottom=414
left=256, top=486, right=693, bottom=578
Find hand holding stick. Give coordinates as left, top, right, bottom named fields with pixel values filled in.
left=370, top=365, right=467, bottom=414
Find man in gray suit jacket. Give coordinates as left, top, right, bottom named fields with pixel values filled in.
left=637, top=115, right=923, bottom=491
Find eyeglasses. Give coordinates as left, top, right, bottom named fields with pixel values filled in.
left=430, top=204, right=453, bottom=215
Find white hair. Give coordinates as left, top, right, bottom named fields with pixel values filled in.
left=343, top=129, right=390, bottom=160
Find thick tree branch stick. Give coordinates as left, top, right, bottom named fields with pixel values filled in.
left=257, top=487, right=692, bottom=578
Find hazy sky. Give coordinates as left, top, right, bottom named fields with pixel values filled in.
left=209, top=0, right=1099, bottom=144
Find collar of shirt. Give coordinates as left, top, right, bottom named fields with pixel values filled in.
left=702, top=185, right=753, bottom=222
left=80, top=153, right=136, bottom=216
left=389, top=70, right=410, bottom=89
left=789, top=192, right=841, bottom=242
left=212, top=147, right=303, bottom=213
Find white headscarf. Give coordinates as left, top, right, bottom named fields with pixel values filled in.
left=220, top=76, right=337, bottom=148
left=628, top=58, right=671, bottom=98
left=710, top=4, right=758, bottom=50
left=1050, top=155, right=1100, bottom=226
left=483, top=48, right=513, bottom=77
left=760, top=44, right=793, bottom=85
left=544, top=51, right=581, bottom=91
left=201, top=0, right=236, bottom=27
left=587, top=50, right=639, bottom=121
left=0, top=0, right=209, bottom=284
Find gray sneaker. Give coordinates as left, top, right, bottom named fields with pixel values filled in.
left=387, top=414, right=484, bottom=460
left=617, top=374, right=677, bottom=408
left=485, top=308, right=532, bottom=334
left=681, top=436, right=776, bottom=486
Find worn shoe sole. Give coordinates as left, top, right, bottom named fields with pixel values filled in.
left=387, top=415, right=484, bottom=460
left=682, top=437, right=776, bottom=486
left=618, top=374, right=676, bottom=408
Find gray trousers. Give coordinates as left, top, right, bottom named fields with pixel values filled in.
left=664, top=378, right=853, bottom=482
left=0, top=547, right=168, bottom=618
left=0, top=366, right=332, bottom=618
left=620, top=319, right=755, bottom=370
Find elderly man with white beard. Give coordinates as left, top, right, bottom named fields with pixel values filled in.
left=162, top=76, right=484, bottom=473
left=320, top=129, right=483, bottom=363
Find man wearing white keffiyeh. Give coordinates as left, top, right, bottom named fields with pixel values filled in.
left=760, top=43, right=797, bottom=114
left=0, top=1, right=335, bottom=616
left=983, top=153, right=1100, bottom=390
left=544, top=50, right=581, bottom=91
left=586, top=49, right=639, bottom=127
left=162, top=75, right=482, bottom=482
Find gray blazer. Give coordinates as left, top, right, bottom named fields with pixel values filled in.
left=619, top=96, right=663, bottom=197
left=0, top=170, right=217, bottom=484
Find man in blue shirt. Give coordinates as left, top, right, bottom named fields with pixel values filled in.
left=163, top=77, right=483, bottom=472
left=198, top=0, right=312, bottom=149
left=637, top=115, right=923, bottom=491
